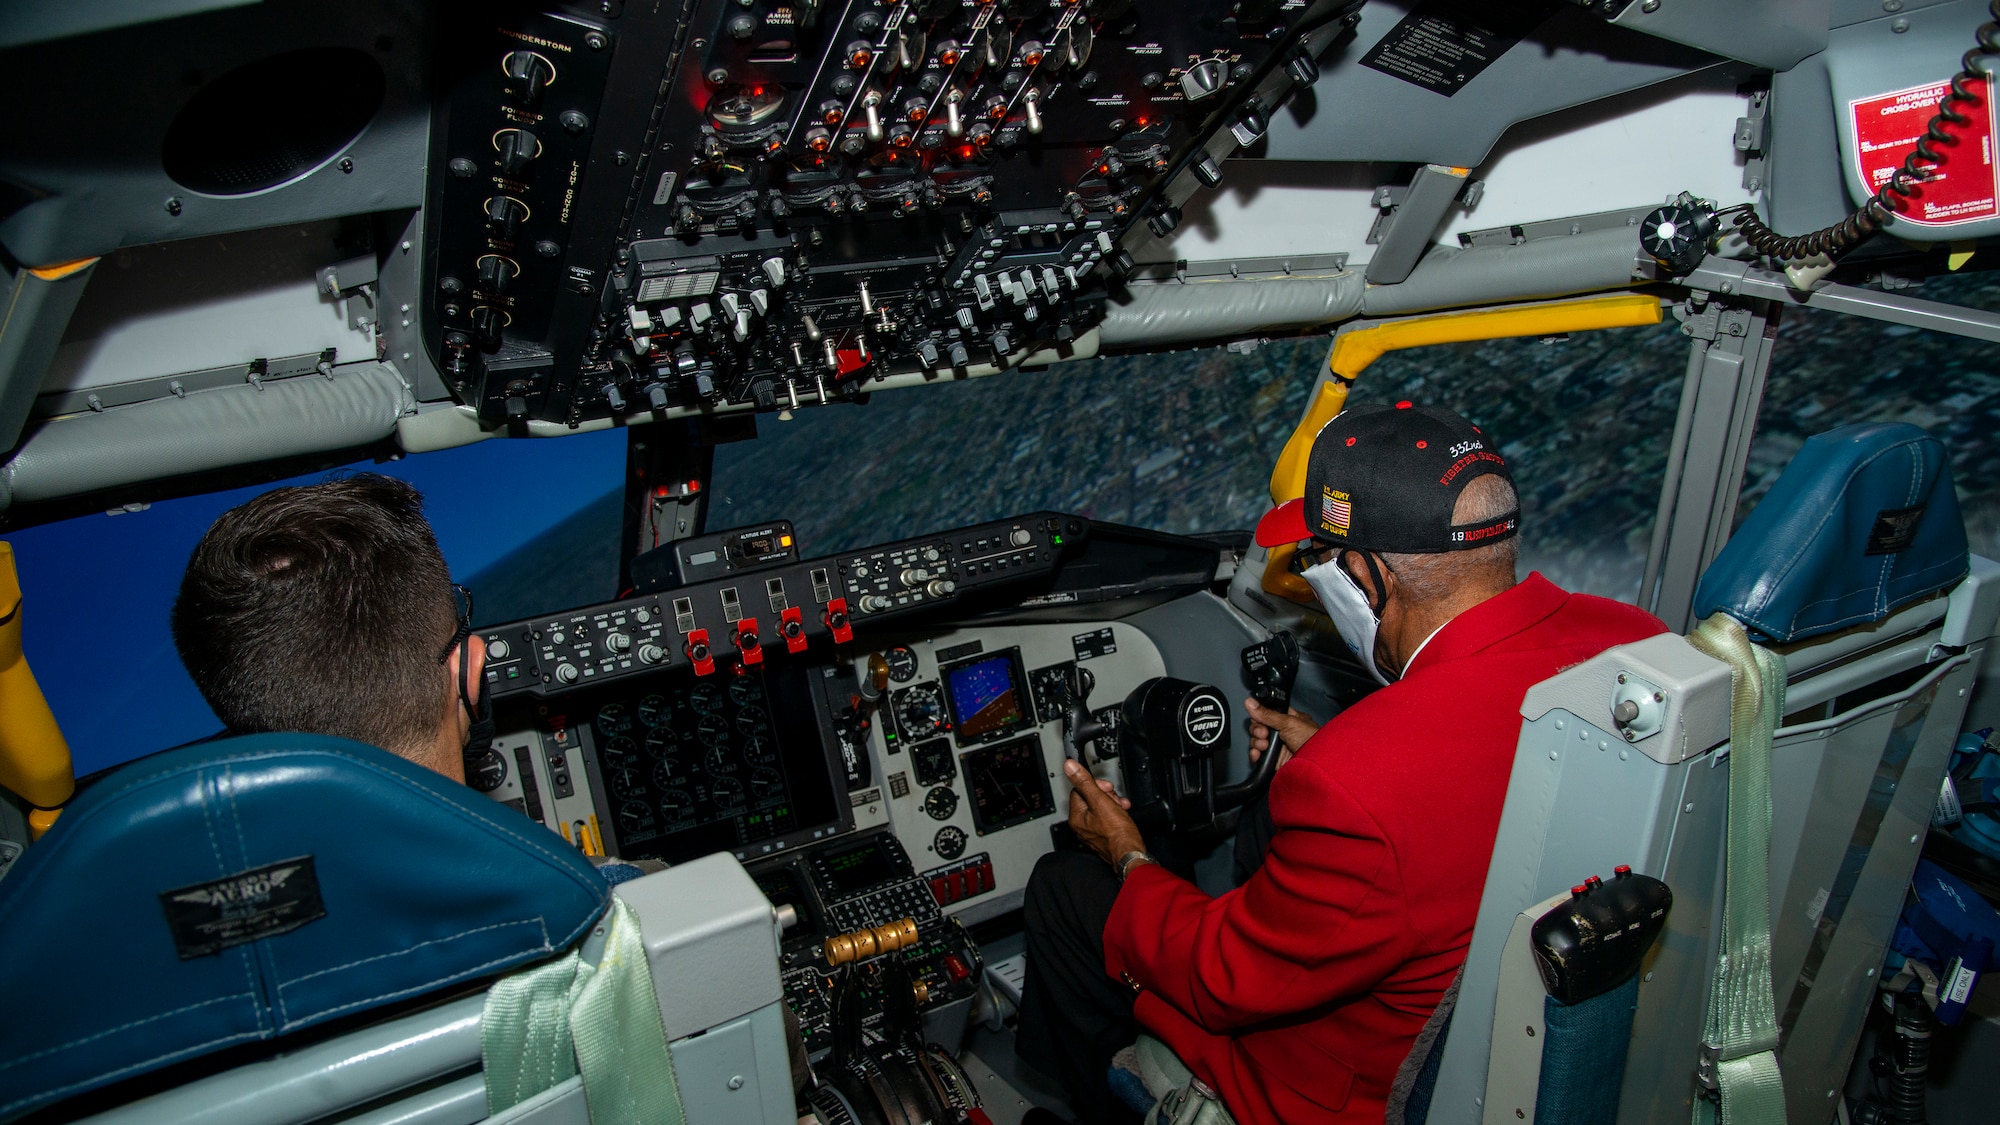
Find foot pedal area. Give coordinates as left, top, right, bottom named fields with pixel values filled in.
left=986, top=952, right=1027, bottom=1007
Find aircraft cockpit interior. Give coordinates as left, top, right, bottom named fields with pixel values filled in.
left=12, top=2, right=2000, bottom=1123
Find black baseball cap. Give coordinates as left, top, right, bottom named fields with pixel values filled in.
left=1255, top=401, right=1518, bottom=553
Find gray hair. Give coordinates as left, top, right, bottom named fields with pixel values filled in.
left=1379, top=475, right=1519, bottom=603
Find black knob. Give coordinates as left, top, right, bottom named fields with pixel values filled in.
left=1286, top=50, right=1320, bottom=89
left=495, top=129, right=539, bottom=179
left=727, top=13, right=757, bottom=40
left=477, top=256, right=518, bottom=296
left=1640, top=203, right=1716, bottom=275
left=505, top=395, right=528, bottom=421
left=689, top=641, right=711, bottom=662
left=470, top=306, right=505, bottom=350
left=783, top=618, right=804, bottom=638
left=737, top=629, right=760, bottom=652
left=486, top=196, right=526, bottom=242
left=502, top=51, right=554, bottom=108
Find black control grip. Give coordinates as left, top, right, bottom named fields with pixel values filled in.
left=1241, top=630, right=1299, bottom=712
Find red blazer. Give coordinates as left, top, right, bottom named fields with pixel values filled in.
left=1103, top=574, right=1665, bottom=1124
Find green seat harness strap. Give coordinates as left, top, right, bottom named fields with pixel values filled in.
left=481, top=895, right=687, bottom=1125
left=1686, top=614, right=1789, bottom=1125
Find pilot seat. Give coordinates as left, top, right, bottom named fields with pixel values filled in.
left=0, top=733, right=799, bottom=1125
left=1413, top=421, right=1999, bottom=1124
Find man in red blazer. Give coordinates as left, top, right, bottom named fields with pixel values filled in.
left=1016, top=402, right=1665, bottom=1123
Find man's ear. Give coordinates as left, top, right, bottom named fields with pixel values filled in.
left=468, top=633, right=488, bottom=686
left=1343, top=551, right=1396, bottom=616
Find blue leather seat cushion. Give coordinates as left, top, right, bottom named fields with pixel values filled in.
left=0, top=734, right=608, bottom=1122
left=1693, top=422, right=1969, bottom=643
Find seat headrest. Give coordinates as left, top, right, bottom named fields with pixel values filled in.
left=1693, top=422, right=1968, bottom=643
left=0, top=734, right=608, bottom=1123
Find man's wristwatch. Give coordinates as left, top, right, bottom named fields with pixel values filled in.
left=1116, top=849, right=1157, bottom=882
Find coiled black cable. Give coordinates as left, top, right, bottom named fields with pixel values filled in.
left=1716, top=1, right=2000, bottom=262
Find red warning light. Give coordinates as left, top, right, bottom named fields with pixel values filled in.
left=851, top=49, right=873, bottom=68
left=1134, top=115, right=1151, bottom=129
left=954, top=144, right=977, bottom=161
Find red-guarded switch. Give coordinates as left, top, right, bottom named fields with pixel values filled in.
left=685, top=630, right=714, bottom=677
left=943, top=954, right=972, bottom=983
left=781, top=607, right=808, bottom=653
left=734, top=618, right=763, bottom=667
left=835, top=341, right=872, bottom=376
left=823, top=598, right=853, bottom=644
left=930, top=877, right=952, bottom=905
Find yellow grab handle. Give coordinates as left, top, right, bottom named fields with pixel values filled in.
left=1327, top=292, right=1663, bottom=380
left=0, top=542, right=75, bottom=829
left=1261, top=294, right=1663, bottom=605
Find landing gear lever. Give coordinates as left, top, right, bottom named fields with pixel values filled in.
left=1062, top=663, right=1111, bottom=762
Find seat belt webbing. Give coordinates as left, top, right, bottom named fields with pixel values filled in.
left=481, top=895, right=687, bottom=1124
left=1686, top=614, right=1789, bottom=1125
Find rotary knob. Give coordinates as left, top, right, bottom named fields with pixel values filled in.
left=606, top=632, right=631, bottom=653
left=1009, top=528, right=1032, bottom=547
left=860, top=594, right=894, bottom=613
left=495, top=129, right=540, bottom=179
left=486, top=196, right=526, bottom=242
left=502, top=51, right=554, bottom=108
left=638, top=643, right=665, bottom=665
left=1179, top=58, right=1227, bottom=102
left=555, top=662, right=580, bottom=684
left=926, top=579, right=957, bottom=598
left=488, top=638, right=511, bottom=659
left=900, top=568, right=932, bottom=586
left=477, top=256, right=518, bottom=296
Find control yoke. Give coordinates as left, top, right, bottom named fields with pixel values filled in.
left=1061, top=663, right=1111, bottom=761
left=1111, top=632, right=1298, bottom=836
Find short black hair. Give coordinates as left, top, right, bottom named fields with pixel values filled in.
left=172, top=474, right=456, bottom=756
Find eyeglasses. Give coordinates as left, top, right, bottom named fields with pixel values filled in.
left=1289, top=540, right=1340, bottom=574
left=438, top=583, right=475, bottom=665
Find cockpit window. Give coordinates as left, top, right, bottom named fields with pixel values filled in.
left=714, top=319, right=1692, bottom=604
left=1744, top=270, right=2000, bottom=560
left=6, top=430, right=626, bottom=776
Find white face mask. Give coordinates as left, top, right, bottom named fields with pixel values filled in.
left=1301, top=551, right=1391, bottom=686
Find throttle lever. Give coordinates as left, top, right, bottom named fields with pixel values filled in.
left=1062, top=663, right=1110, bottom=761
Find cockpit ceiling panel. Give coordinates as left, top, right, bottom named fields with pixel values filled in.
left=1260, top=1, right=1724, bottom=167
left=1138, top=70, right=1757, bottom=274
left=0, top=1, right=431, bottom=267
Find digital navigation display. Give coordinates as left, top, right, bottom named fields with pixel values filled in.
left=942, top=650, right=1030, bottom=745
left=577, top=665, right=844, bottom=865
left=962, top=735, right=1056, bottom=834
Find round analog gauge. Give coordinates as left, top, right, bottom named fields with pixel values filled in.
left=651, top=759, right=685, bottom=789
left=608, top=764, right=644, bottom=799
left=885, top=646, right=920, bottom=683
left=750, top=766, right=783, bottom=797
left=463, top=748, right=508, bottom=792
left=600, top=735, right=638, bottom=760
left=595, top=703, right=633, bottom=740
left=689, top=683, right=724, bottom=714
left=897, top=684, right=947, bottom=739
left=644, top=728, right=678, bottom=757
left=740, top=732, right=773, bottom=762
left=933, top=825, right=967, bottom=861
left=704, top=745, right=740, bottom=774
left=728, top=676, right=764, bottom=708
left=735, top=703, right=769, bottom=733
left=710, top=776, right=746, bottom=806
left=923, top=786, right=959, bottom=821
left=658, top=788, right=696, bottom=821
left=637, top=693, right=672, bottom=728
left=618, top=800, right=653, bottom=834
left=696, top=713, right=733, bottom=745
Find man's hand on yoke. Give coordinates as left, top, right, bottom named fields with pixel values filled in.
left=1063, top=759, right=1144, bottom=868
left=1244, top=697, right=1318, bottom=768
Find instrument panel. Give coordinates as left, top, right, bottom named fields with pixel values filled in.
left=468, top=510, right=1168, bottom=925
left=423, top=0, right=1360, bottom=424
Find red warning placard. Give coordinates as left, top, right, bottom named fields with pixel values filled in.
left=1850, top=77, right=1998, bottom=227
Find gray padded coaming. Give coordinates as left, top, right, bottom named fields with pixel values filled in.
left=0, top=362, right=411, bottom=507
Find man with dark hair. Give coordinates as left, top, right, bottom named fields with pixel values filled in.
left=1017, top=403, right=1666, bottom=1125
left=172, top=473, right=486, bottom=782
